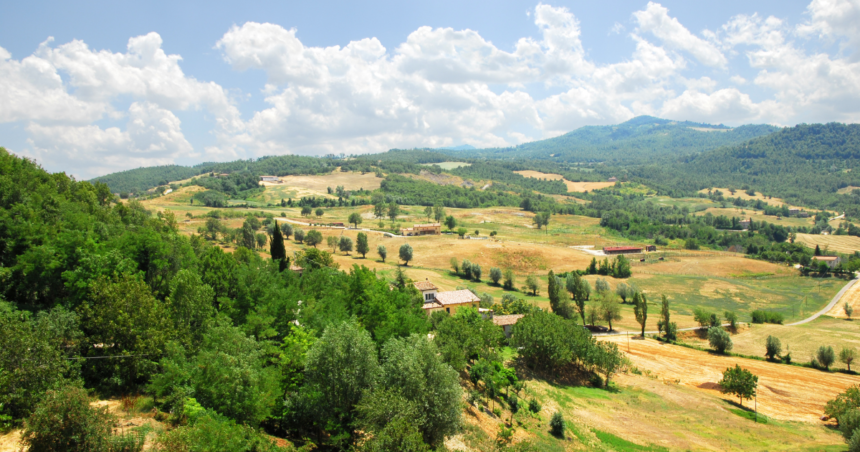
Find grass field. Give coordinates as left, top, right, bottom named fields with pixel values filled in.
left=795, top=233, right=860, bottom=254
left=694, top=206, right=815, bottom=228
left=697, top=188, right=788, bottom=207
left=837, top=186, right=860, bottom=195
left=514, top=170, right=616, bottom=192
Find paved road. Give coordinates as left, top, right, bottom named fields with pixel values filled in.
left=786, top=277, right=858, bottom=326
left=594, top=276, right=859, bottom=336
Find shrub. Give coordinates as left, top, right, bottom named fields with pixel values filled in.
left=550, top=412, right=565, bottom=437
left=493, top=407, right=502, bottom=418
left=751, top=310, right=784, bottom=324
left=826, top=385, right=860, bottom=421
left=725, top=311, right=738, bottom=330
left=708, top=327, right=733, bottom=354
left=528, top=399, right=541, bottom=413
left=508, top=394, right=519, bottom=414
left=154, top=411, right=286, bottom=452
left=818, top=346, right=836, bottom=370
left=21, top=385, right=115, bottom=452
left=693, top=308, right=718, bottom=328
left=765, top=335, right=782, bottom=361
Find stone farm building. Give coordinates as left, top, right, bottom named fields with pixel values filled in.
left=813, top=256, right=843, bottom=269
left=401, top=223, right=441, bottom=236
left=492, top=314, right=524, bottom=338
left=603, top=246, right=643, bottom=255
left=415, top=281, right=480, bottom=315
left=607, top=177, right=618, bottom=182
left=259, top=175, right=279, bottom=183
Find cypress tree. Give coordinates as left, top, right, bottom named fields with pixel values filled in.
left=270, top=221, right=288, bottom=271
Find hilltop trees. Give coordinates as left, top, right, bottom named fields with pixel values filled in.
left=548, top=271, right=574, bottom=319
left=566, top=272, right=590, bottom=324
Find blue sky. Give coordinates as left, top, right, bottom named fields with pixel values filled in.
left=1, top=0, right=858, bottom=178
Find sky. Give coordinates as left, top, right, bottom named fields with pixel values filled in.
left=1, top=0, right=859, bottom=179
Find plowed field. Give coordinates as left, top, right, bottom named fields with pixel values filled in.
left=601, top=336, right=856, bottom=422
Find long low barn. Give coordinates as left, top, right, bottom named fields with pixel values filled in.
left=603, top=246, right=643, bottom=255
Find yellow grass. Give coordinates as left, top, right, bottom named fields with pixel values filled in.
left=795, top=233, right=860, bottom=254
left=514, top=170, right=616, bottom=192
left=278, top=171, right=382, bottom=193
left=837, top=185, right=860, bottom=195
left=825, top=281, right=860, bottom=319
left=694, top=206, right=815, bottom=228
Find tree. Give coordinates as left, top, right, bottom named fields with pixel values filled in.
left=725, top=311, right=738, bottom=330
left=586, top=303, right=600, bottom=327
left=339, top=236, right=354, bottom=255
left=550, top=412, right=565, bottom=437
left=240, top=221, right=257, bottom=249
left=818, top=345, right=836, bottom=370
left=525, top=274, right=539, bottom=295
left=373, top=202, right=386, bottom=219
left=471, top=264, right=482, bottom=282
left=533, top=212, right=550, bottom=232
left=444, top=215, right=456, bottom=231
left=21, top=385, right=115, bottom=452
left=613, top=255, right=632, bottom=278
left=77, top=275, right=171, bottom=391
left=302, top=321, right=381, bottom=444
left=503, top=269, right=515, bottom=291
left=282, top=223, right=293, bottom=239
left=378, top=334, right=463, bottom=446
left=348, top=212, right=363, bottom=228
left=301, top=206, right=312, bottom=217
left=632, top=292, right=648, bottom=337
left=433, top=204, right=445, bottom=222
left=765, top=335, right=782, bottom=361
left=255, top=233, right=267, bottom=249
left=847, top=303, right=855, bottom=320
left=815, top=244, right=822, bottom=256
left=511, top=311, right=593, bottom=372
left=378, top=245, right=387, bottom=262
left=315, top=208, right=324, bottom=218
left=547, top=271, right=573, bottom=319
left=355, top=390, right=430, bottom=452
left=294, top=228, right=305, bottom=243
left=356, top=232, right=369, bottom=258
left=594, top=277, right=610, bottom=295
left=205, top=217, right=223, bottom=240
left=616, top=283, right=631, bottom=303
left=718, top=365, right=758, bottom=407
left=327, top=235, right=339, bottom=253
left=423, top=205, right=433, bottom=220
left=400, top=243, right=414, bottom=266
left=708, top=327, right=733, bottom=354
left=567, top=272, right=590, bottom=324
left=657, top=295, right=676, bottom=340
left=168, top=269, right=215, bottom=352
left=599, top=294, right=622, bottom=331
left=841, top=348, right=857, bottom=372
left=489, top=267, right=502, bottom=285
left=456, top=227, right=468, bottom=238
left=594, top=341, right=626, bottom=388
left=388, top=202, right=400, bottom=221
left=305, top=230, right=323, bottom=248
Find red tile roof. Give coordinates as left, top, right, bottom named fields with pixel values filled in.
left=813, top=256, right=839, bottom=261
left=492, top=314, right=524, bottom=326
left=434, top=290, right=480, bottom=306
left=414, top=281, right=438, bottom=291
left=603, top=246, right=643, bottom=252
left=421, top=301, right=444, bottom=310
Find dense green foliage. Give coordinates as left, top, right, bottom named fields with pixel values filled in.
left=21, top=385, right=116, bottom=452
left=719, top=365, right=757, bottom=406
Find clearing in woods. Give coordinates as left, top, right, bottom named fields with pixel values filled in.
left=514, top=170, right=616, bottom=192
left=694, top=206, right=815, bottom=228
left=795, top=233, right=860, bottom=254
left=696, top=187, right=788, bottom=206
left=600, top=335, right=856, bottom=422
left=420, top=161, right=471, bottom=170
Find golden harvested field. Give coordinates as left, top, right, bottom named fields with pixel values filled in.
left=694, top=207, right=814, bottom=228
left=826, top=281, right=860, bottom=319
left=837, top=186, right=860, bottom=195
left=600, top=335, right=857, bottom=422
left=279, top=171, right=382, bottom=193
left=795, top=233, right=860, bottom=254
left=514, top=170, right=616, bottom=192
left=697, top=187, right=787, bottom=206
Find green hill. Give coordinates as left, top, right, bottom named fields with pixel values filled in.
left=446, top=116, right=779, bottom=163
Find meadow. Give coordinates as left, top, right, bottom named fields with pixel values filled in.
left=795, top=233, right=860, bottom=254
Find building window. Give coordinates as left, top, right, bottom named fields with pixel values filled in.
left=446, top=308, right=450, bottom=313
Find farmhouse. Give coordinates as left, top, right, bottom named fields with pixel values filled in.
left=788, top=208, right=809, bottom=217
left=414, top=280, right=438, bottom=303
left=603, top=246, right=643, bottom=255
left=259, top=175, right=279, bottom=183
left=421, top=288, right=480, bottom=315
left=812, top=256, right=843, bottom=269
left=400, top=223, right=441, bottom=236
left=493, top=314, right=524, bottom=338
left=607, top=177, right=618, bottom=182
left=645, top=245, right=657, bottom=252
left=740, top=218, right=751, bottom=229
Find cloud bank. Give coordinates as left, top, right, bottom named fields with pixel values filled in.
left=1, top=1, right=859, bottom=178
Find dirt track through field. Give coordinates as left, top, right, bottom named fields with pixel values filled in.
left=601, top=336, right=857, bottom=422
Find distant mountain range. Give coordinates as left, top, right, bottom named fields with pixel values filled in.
left=444, top=116, right=780, bottom=163
left=436, top=144, right=476, bottom=151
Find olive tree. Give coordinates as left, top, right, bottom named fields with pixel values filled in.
left=377, top=245, right=387, bottom=262
left=765, top=335, right=782, bottom=361
left=399, top=244, right=414, bottom=266
left=489, top=267, right=502, bottom=285
left=708, top=327, right=733, bottom=354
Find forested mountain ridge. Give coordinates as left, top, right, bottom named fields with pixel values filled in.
left=618, top=122, right=860, bottom=214
left=444, top=116, right=780, bottom=163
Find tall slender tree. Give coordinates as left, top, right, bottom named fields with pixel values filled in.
left=270, top=222, right=288, bottom=271
left=633, top=292, right=648, bottom=337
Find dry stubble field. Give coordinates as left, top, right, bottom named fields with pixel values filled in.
left=795, top=233, right=860, bottom=254
left=514, top=170, right=616, bottom=192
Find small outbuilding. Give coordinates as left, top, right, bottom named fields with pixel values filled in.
left=603, top=246, right=643, bottom=255
left=493, top=314, right=525, bottom=338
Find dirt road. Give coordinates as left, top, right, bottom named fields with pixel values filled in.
left=601, top=336, right=858, bottom=422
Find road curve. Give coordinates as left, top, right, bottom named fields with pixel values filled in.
left=594, top=276, right=859, bottom=336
